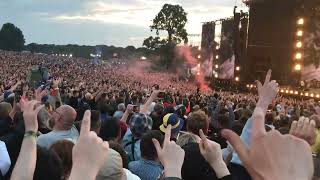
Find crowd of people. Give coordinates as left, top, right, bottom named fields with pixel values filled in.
left=0, top=50, right=320, bottom=180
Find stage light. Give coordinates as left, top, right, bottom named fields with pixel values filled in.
left=295, top=53, right=302, bottom=59
left=280, top=89, right=284, bottom=93
left=69, top=54, right=73, bottom=57
left=290, top=90, right=294, bottom=94
left=294, top=64, right=301, bottom=71
left=235, top=77, right=239, bottom=82
left=285, top=90, right=289, bottom=93
left=305, top=92, right=309, bottom=97
left=297, top=30, right=303, bottom=36
left=296, top=42, right=302, bottom=48
left=140, top=56, right=147, bottom=60
left=236, top=66, right=240, bottom=71
left=246, top=84, right=250, bottom=88
left=215, top=64, right=219, bottom=69
left=317, top=94, right=320, bottom=98
left=297, top=18, right=304, bottom=25
left=214, top=74, right=218, bottom=78
left=250, top=85, right=254, bottom=88
left=295, top=91, right=299, bottom=95
left=197, top=55, right=201, bottom=59
left=311, top=93, right=315, bottom=97
left=300, top=93, right=304, bottom=96
left=216, top=55, right=219, bottom=59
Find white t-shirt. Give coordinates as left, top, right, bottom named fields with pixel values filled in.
left=37, top=125, right=79, bottom=148
left=0, top=141, right=11, bottom=176
left=123, top=168, right=141, bottom=180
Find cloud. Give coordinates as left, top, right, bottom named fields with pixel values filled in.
left=0, top=0, right=245, bottom=47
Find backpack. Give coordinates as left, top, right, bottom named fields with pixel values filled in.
left=124, top=136, right=140, bottom=162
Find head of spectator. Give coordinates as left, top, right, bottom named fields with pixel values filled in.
left=96, top=148, right=124, bottom=180
left=160, top=113, right=184, bottom=140
left=50, top=105, right=77, bottom=131
left=117, top=103, right=126, bottom=112
left=49, top=140, right=74, bottom=180
left=84, top=92, right=92, bottom=100
left=99, top=117, right=121, bottom=142
left=176, top=133, right=199, bottom=147
left=129, top=113, right=153, bottom=139
left=34, top=146, right=63, bottom=180
left=140, top=130, right=164, bottom=161
left=192, top=105, right=200, bottom=112
left=154, top=103, right=164, bottom=114
left=181, top=142, right=217, bottom=180
left=89, top=110, right=101, bottom=134
left=187, top=110, right=209, bottom=136
left=0, top=102, right=12, bottom=120
left=265, top=112, right=274, bottom=125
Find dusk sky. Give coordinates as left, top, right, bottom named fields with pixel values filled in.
left=0, top=0, right=247, bottom=47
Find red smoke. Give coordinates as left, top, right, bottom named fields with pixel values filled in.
left=176, top=45, right=211, bottom=92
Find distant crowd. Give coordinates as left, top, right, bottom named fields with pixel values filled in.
left=0, top=50, right=319, bottom=180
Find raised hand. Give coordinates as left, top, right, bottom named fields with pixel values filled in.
left=199, top=129, right=230, bottom=178
left=222, top=70, right=314, bottom=180
left=153, top=125, right=185, bottom=178
left=22, top=100, right=44, bottom=132
left=126, top=104, right=134, bottom=113
left=290, top=117, right=316, bottom=146
left=69, top=110, right=109, bottom=180
left=34, top=87, right=48, bottom=101
left=256, top=70, right=279, bottom=108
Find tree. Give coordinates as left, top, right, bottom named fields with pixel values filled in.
left=151, top=4, right=188, bottom=43
left=143, top=4, right=188, bottom=69
left=0, top=23, right=25, bottom=51
left=143, top=36, right=168, bottom=51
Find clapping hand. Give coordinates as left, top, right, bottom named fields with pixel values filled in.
left=290, top=117, right=316, bottom=146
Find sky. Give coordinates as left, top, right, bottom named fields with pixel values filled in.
left=0, top=0, right=247, bottom=47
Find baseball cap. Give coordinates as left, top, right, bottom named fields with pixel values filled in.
left=160, top=113, right=184, bottom=134
left=129, top=113, right=153, bottom=138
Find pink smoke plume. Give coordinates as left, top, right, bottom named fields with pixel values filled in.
left=175, top=45, right=211, bottom=92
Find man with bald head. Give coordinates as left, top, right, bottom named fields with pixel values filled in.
left=37, top=105, right=79, bottom=148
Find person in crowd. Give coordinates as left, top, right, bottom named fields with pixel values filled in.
left=49, top=140, right=75, bottom=180
left=74, top=110, right=101, bottom=134
left=99, top=117, right=121, bottom=142
left=129, top=130, right=164, bottom=180
left=187, top=110, right=209, bottom=136
left=0, top=140, right=10, bottom=178
left=122, top=113, right=153, bottom=161
left=1, top=49, right=318, bottom=180
left=150, top=103, right=165, bottom=131
left=160, top=113, right=184, bottom=141
left=37, top=105, right=78, bottom=148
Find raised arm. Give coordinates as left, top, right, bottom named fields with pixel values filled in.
left=10, top=100, right=44, bottom=180
left=222, top=70, right=313, bottom=180
left=140, top=90, right=160, bottom=114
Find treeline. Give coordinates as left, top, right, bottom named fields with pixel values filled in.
left=25, top=43, right=152, bottom=59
